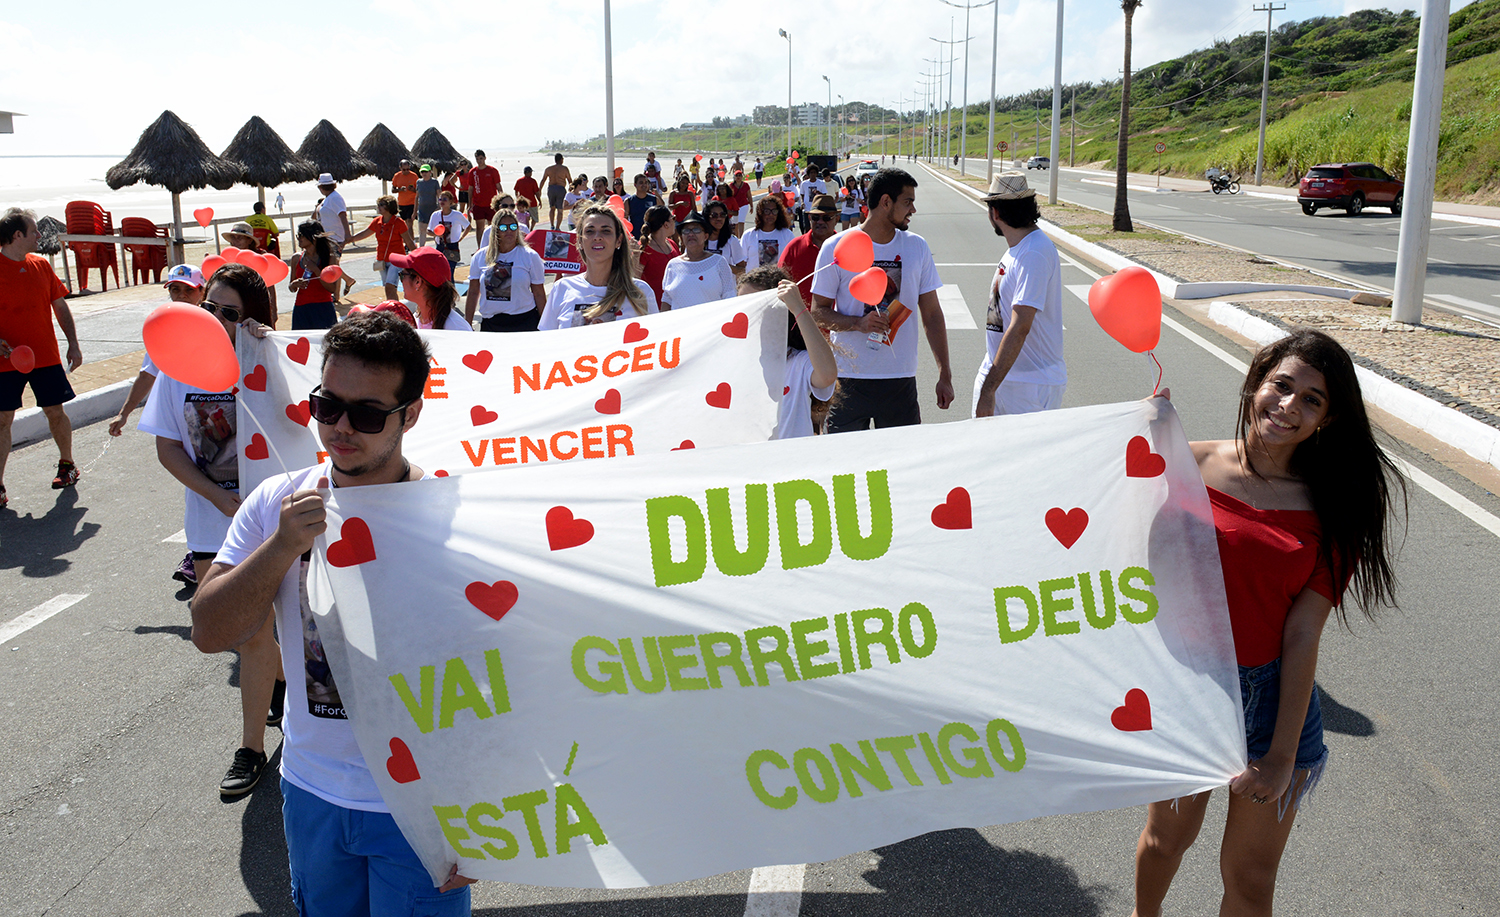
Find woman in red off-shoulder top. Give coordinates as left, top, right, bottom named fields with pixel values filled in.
left=1132, top=329, right=1403, bottom=917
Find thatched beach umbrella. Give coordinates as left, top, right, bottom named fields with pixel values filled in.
left=295, top=119, right=373, bottom=183
left=106, top=110, right=240, bottom=264
left=357, top=123, right=412, bottom=193
left=221, top=115, right=319, bottom=205
left=35, top=216, right=65, bottom=256
left=410, top=127, right=471, bottom=174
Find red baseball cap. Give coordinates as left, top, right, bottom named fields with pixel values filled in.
left=387, top=247, right=450, bottom=287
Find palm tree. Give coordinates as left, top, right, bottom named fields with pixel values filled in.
left=1113, top=0, right=1143, bottom=233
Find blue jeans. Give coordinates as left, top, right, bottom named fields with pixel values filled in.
left=282, top=779, right=470, bottom=917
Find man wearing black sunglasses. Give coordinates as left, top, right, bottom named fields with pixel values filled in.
left=777, top=193, right=840, bottom=307
left=193, top=313, right=476, bottom=908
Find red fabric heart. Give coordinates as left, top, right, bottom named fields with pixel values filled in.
left=698, top=275, right=705, bottom=282
left=623, top=322, right=648, bottom=343
left=285, top=400, right=311, bottom=426
left=466, top=580, right=519, bottom=621
left=673, top=440, right=695, bottom=450
left=434, top=470, right=449, bottom=477
left=595, top=389, right=621, bottom=414
left=1125, top=436, right=1166, bottom=478
left=462, top=351, right=494, bottom=374
left=1111, top=688, right=1152, bottom=731
left=285, top=337, right=310, bottom=365
left=546, top=506, right=594, bottom=551
left=327, top=517, right=377, bottom=567
left=244, top=433, right=269, bottom=461
left=386, top=737, right=421, bottom=783
left=783, top=386, right=791, bottom=395
left=243, top=364, right=267, bottom=392
left=721, top=313, right=748, bottom=339
left=470, top=405, right=498, bottom=426
left=1045, top=507, right=1089, bottom=548
left=931, top=487, right=972, bottom=530
left=705, top=383, right=732, bottom=409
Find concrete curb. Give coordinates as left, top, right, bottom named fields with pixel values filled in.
left=11, top=379, right=131, bottom=448
left=917, top=160, right=1500, bottom=473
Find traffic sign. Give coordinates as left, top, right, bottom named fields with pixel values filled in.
left=1154, top=142, right=1166, bottom=153
left=997, top=141, right=1008, bottom=152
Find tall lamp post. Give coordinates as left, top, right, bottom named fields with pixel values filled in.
left=778, top=29, right=792, bottom=156
left=604, top=0, right=616, bottom=183
left=939, top=0, right=996, bottom=177
left=838, top=94, right=845, bottom=158
left=1048, top=0, right=1064, bottom=203
left=822, top=75, right=833, bottom=156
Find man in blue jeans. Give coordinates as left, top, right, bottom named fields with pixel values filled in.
left=192, top=313, right=474, bottom=914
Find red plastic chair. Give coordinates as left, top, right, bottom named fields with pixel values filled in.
left=65, top=201, right=121, bottom=291
left=121, top=217, right=167, bottom=285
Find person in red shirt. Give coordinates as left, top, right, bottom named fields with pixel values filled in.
left=1132, top=329, right=1403, bottom=917
left=668, top=174, right=697, bottom=223
left=729, top=170, right=753, bottom=238
left=512, top=166, right=541, bottom=228
left=777, top=193, right=838, bottom=307
left=0, top=207, right=84, bottom=504
left=635, top=206, right=678, bottom=304
left=468, top=149, right=503, bottom=237
left=455, top=165, right=473, bottom=214
left=346, top=196, right=415, bottom=300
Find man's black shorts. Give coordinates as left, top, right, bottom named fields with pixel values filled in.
left=398, top=204, right=414, bottom=221
left=825, top=376, right=920, bottom=433
left=1, top=365, right=76, bottom=411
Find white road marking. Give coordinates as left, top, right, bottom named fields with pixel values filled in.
left=937, top=286, right=978, bottom=330
left=1284, top=228, right=1319, bottom=237
left=1431, top=293, right=1500, bottom=313
left=161, top=529, right=187, bottom=544
left=744, top=864, right=805, bottom=917
left=1374, top=247, right=1398, bottom=254
left=1, top=594, right=89, bottom=647
left=1066, top=284, right=1093, bottom=303
left=1160, top=315, right=1250, bottom=372
left=1426, top=255, right=1454, bottom=264
left=1157, top=204, right=1182, bottom=211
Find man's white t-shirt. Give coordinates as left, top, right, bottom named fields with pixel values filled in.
left=539, top=276, right=659, bottom=330
left=811, top=228, right=943, bottom=379
left=979, top=228, right=1067, bottom=386
left=705, top=233, right=745, bottom=267
left=469, top=245, right=546, bottom=317
left=741, top=228, right=796, bottom=270
left=137, top=374, right=239, bottom=553
left=317, top=190, right=348, bottom=243
left=800, top=180, right=828, bottom=209
left=661, top=256, right=737, bottom=309
left=777, top=349, right=836, bottom=440
left=217, top=461, right=438, bottom=812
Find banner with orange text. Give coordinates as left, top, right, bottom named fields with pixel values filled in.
left=305, top=399, right=1246, bottom=889
left=235, top=293, right=785, bottom=494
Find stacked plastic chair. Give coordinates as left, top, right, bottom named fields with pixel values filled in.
left=65, top=201, right=121, bottom=291
left=121, top=217, right=168, bottom=285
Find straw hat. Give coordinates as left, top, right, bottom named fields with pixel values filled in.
left=221, top=222, right=257, bottom=246
left=982, top=171, right=1036, bottom=201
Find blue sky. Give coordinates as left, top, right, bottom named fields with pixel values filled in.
left=0, top=0, right=1476, bottom=157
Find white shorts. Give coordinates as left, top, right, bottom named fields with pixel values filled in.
left=970, top=369, right=1065, bottom=417
left=736, top=204, right=750, bottom=225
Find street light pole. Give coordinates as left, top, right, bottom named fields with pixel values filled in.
left=987, top=0, right=998, bottom=181
left=779, top=29, right=792, bottom=156
left=1253, top=3, right=1285, bottom=186
left=940, top=0, right=995, bottom=176
left=1049, top=0, right=1064, bottom=203
left=604, top=0, right=616, bottom=182
left=822, top=75, right=832, bottom=156
left=838, top=94, right=845, bottom=158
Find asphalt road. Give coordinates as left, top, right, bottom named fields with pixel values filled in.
left=1048, top=166, right=1500, bottom=326
left=3, top=166, right=1498, bottom=916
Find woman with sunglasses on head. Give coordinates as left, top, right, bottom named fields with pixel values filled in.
left=660, top=211, right=735, bottom=311
left=742, top=195, right=795, bottom=270
left=286, top=220, right=341, bottom=330
left=138, top=262, right=287, bottom=799
left=636, top=205, right=679, bottom=306
left=702, top=201, right=747, bottom=276
left=389, top=248, right=471, bottom=331
left=538, top=203, right=658, bottom=330
left=1131, top=329, right=1404, bottom=917
left=465, top=207, right=547, bottom=332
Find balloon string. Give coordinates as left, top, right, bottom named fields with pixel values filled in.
left=238, top=399, right=296, bottom=486
left=1149, top=351, right=1164, bottom=395
left=76, top=435, right=112, bottom=475
left=793, top=259, right=840, bottom=287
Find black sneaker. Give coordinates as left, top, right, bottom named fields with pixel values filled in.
left=267, top=679, right=286, bottom=729
left=172, top=553, right=197, bottom=585
left=220, top=747, right=268, bottom=798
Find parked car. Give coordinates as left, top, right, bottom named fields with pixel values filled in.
left=1298, top=162, right=1403, bottom=216
left=1026, top=156, right=1051, bottom=170
left=855, top=160, right=880, bottom=178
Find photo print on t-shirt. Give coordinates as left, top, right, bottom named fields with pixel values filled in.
left=184, top=392, right=238, bottom=490
left=758, top=238, right=781, bottom=266
left=298, top=554, right=346, bottom=719
left=484, top=263, right=513, bottom=302
left=869, top=258, right=912, bottom=346
left=986, top=269, right=1005, bottom=334
left=570, top=300, right=619, bottom=326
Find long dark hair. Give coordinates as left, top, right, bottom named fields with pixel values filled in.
left=204, top=263, right=273, bottom=326
left=420, top=275, right=460, bottom=329
left=704, top=201, right=733, bottom=248
left=641, top=205, right=674, bottom=243
left=297, top=220, right=335, bottom=269
left=1236, top=328, right=1405, bottom=621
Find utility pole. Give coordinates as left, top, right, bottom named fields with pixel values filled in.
left=1070, top=89, right=1076, bottom=167
left=1392, top=0, right=1451, bottom=325
left=604, top=0, right=616, bottom=183
left=778, top=29, right=792, bottom=156
left=940, top=0, right=994, bottom=177
left=1253, top=3, right=1285, bottom=186
left=1048, top=0, right=1064, bottom=203
left=986, top=0, right=999, bottom=181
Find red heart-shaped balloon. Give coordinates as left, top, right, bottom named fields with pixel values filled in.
left=193, top=207, right=214, bottom=228
left=1088, top=267, right=1161, bottom=353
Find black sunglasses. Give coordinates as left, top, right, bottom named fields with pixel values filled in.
left=200, top=300, right=241, bottom=323
left=808, top=215, right=835, bottom=223
left=308, top=385, right=416, bottom=434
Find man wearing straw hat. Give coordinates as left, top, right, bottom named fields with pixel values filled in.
left=973, top=171, right=1066, bottom=417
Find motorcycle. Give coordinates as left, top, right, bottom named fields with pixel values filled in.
left=1209, top=174, right=1241, bottom=195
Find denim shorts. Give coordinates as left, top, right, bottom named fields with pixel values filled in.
left=1240, top=657, right=1328, bottom=772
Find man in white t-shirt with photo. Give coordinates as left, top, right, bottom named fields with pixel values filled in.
left=810, top=168, right=954, bottom=431
left=973, top=171, right=1066, bottom=417
left=192, top=313, right=475, bottom=913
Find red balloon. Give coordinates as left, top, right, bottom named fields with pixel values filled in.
left=786, top=159, right=794, bottom=167
left=433, top=224, right=447, bottom=237
left=849, top=267, right=888, bottom=306
left=832, top=231, right=874, bottom=273
left=1088, top=266, right=1162, bottom=353
left=694, top=154, right=703, bottom=162
left=142, top=303, right=239, bottom=391
left=9, top=345, right=35, bottom=374
left=200, top=255, right=227, bottom=279
left=220, top=247, right=244, bottom=264
left=193, top=207, right=214, bottom=228
left=791, top=151, right=800, bottom=160
left=320, top=265, right=343, bottom=284
left=261, top=257, right=290, bottom=286
left=240, top=252, right=268, bottom=275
